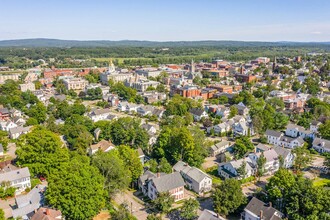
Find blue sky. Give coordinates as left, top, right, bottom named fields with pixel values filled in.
left=1, top=0, right=330, bottom=41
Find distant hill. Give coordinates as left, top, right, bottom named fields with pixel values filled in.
left=0, top=38, right=330, bottom=48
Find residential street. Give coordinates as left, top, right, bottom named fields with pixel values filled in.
left=114, top=191, right=149, bottom=220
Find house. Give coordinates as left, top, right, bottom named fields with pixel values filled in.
left=137, top=148, right=145, bottom=164
left=126, top=103, right=140, bottom=113
left=189, top=108, right=208, bottom=121
left=198, top=209, right=226, bottom=220
left=248, top=149, right=280, bottom=175
left=273, top=146, right=294, bottom=168
left=137, top=105, right=155, bottom=116
left=215, top=106, right=230, bottom=118
left=210, top=141, right=231, bottom=157
left=12, top=185, right=46, bottom=220
left=242, top=197, right=284, bottom=220
left=234, top=102, right=249, bottom=116
left=0, top=120, right=17, bottom=131
left=218, top=157, right=255, bottom=179
left=0, top=108, right=10, bottom=120
left=265, top=130, right=283, bottom=145
left=9, top=109, right=22, bottom=118
left=278, top=136, right=305, bottom=149
left=141, top=124, right=157, bottom=135
left=255, top=143, right=271, bottom=153
left=0, top=165, right=31, bottom=192
left=88, top=140, right=115, bottom=156
left=138, top=171, right=165, bottom=196
left=147, top=172, right=185, bottom=201
left=310, top=120, right=322, bottom=133
left=30, top=207, right=63, bottom=220
left=173, top=161, right=212, bottom=194
left=285, top=123, right=314, bottom=139
left=117, top=101, right=128, bottom=111
left=207, top=122, right=231, bottom=135
left=88, top=108, right=112, bottom=122
left=152, top=108, right=165, bottom=119
left=12, top=117, right=26, bottom=126
left=9, top=126, right=32, bottom=139
left=233, top=120, right=253, bottom=136
left=312, top=138, right=330, bottom=153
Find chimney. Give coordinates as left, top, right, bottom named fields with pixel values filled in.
left=269, top=202, right=272, bottom=207
left=260, top=210, right=263, bottom=219
left=156, top=172, right=160, bottom=178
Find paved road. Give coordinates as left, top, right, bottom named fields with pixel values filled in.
left=114, top=191, right=149, bottom=220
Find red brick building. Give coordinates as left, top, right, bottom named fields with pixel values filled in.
left=208, top=84, right=233, bottom=94
left=235, top=74, right=257, bottom=83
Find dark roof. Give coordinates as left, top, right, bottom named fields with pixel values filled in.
left=245, top=197, right=283, bottom=220
left=273, top=146, right=291, bottom=158
left=0, top=108, right=9, bottom=114
left=189, top=108, right=205, bottom=116
left=152, top=172, right=185, bottom=193
left=265, top=129, right=283, bottom=138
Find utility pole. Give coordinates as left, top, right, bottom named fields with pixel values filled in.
left=131, top=202, right=133, bottom=215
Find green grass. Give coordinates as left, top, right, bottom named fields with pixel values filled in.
left=204, top=166, right=222, bottom=185
left=313, top=177, right=330, bottom=187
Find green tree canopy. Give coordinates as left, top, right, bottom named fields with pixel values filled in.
left=213, top=178, right=246, bottom=217
left=16, top=127, right=70, bottom=176
left=46, top=155, right=106, bottom=220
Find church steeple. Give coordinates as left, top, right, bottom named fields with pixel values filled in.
left=190, top=59, right=195, bottom=73
left=108, top=59, right=115, bottom=74
left=272, top=57, right=277, bottom=72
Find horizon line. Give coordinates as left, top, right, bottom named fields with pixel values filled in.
left=0, top=38, right=329, bottom=44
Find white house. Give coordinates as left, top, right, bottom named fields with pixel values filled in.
left=265, top=130, right=283, bottom=145
left=9, top=126, right=32, bottom=139
left=0, top=120, right=18, bottom=131
left=243, top=197, right=284, bottom=220
left=273, top=146, right=294, bottom=168
left=248, top=149, right=280, bottom=175
left=189, top=108, right=208, bottom=122
left=0, top=165, right=31, bottom=193
left=117, top=101, right=128, bottom=111
left=137, top=105, right=155, bottom=116
left=147, top=172, right=185, bottom=201
left=312, top=138, right=330, bottom=153
left=88, top=108, right=112, bottom=122
left=285, top=123, right=314, bottom=139
left=173, top=161, right=212, bottom=195
left=310, top=120, right=322, bottom=133
left=126, top=103, right=140, bottom=113
left=218, top=157, right=255, bottom=179
left=278, top=136, right=305, bottom=149
left=209, top=141, right=231, bottom=157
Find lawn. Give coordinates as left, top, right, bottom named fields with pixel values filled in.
left=313, top=177, right=330, bottom=187
left=205, top=166, right=222, bottom=185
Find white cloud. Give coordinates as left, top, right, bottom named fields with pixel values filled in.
left=311, top=31, right=322, bottom=35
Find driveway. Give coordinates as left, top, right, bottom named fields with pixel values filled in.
left=202, top=157, right=219, bottom=170
left=114, top=190, right=149, bottom=220
left=0, top=197, right=16, bottom=219
left=6, top=142, right=17, bottom=159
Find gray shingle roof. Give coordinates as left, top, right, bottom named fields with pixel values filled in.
left=313, top=137, right=330, bottom=150
left=265, top=129, right=283, bottom=138
left=273, top=146, right=291, bottom=158
left=13, top=185, right=46, bottom=218
left=152, top=172, right=185, bottom=193
left=189, top=108, right=205, bottom=116
left=0, top=167, right=30, bottom=183
left=245, top=197, right=283, bottom=220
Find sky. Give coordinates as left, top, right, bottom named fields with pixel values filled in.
left=1, top=0, right=330, bottom=42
